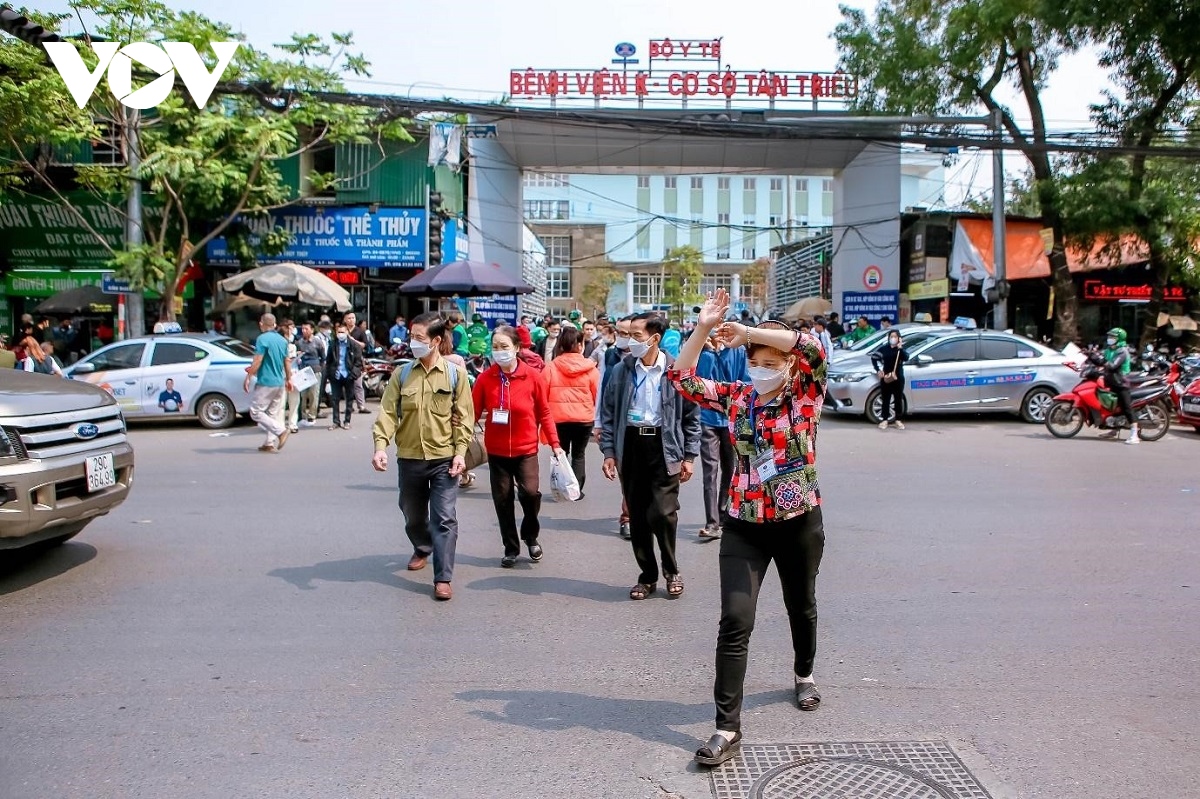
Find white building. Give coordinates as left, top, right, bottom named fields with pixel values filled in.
left=522, top=152, right=945, bottom=316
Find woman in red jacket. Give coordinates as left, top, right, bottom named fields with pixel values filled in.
left=473, top=326, right=564, bottom=568
left=543, top=325, right=601, bottom=497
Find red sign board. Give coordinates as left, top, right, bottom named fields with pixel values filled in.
left=316, top=268, right=361, bottom=286
left=1082, top=281, right=1186, bottom=302
left=510, top=37, right=856, bottom=107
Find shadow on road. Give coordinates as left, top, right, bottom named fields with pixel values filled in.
left=538, top=515, right=624, bottom=538
left=268, top=554, right=431, bottom=596
left=455, top=688, right=786, bottom=753
left=0, top=542, right=97, bottom=595
left=466, top=574, right=630, bottom=603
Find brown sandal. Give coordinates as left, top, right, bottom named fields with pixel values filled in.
left=629, top=582, right=656, bottom=600
left=666, top=574, right=684, bottom=598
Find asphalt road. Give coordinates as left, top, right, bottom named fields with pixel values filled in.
left=2, top=410, right=1198, bottom=799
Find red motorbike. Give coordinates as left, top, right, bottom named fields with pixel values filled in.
left=1172, top=359, right=1200, bottom=433
left=1045, top=352, right=1172, bottom=441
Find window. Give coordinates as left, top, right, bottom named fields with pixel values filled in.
left=301, top=146, right=337, bottom=197
left=214, top=338, right=256, bottom=358
left=741, top=246, right=757, bottom=260
left=743, top=178, right=757, bottom=190
left=699, top=275, right=733, bottom=295
left=821, top=178, right=834, bottom=193
left=636, top=244, right=651, bottom=259
left=150, top=343, right=208, bottom=367
left=768, top=215, right=783, bottom=228
left=87, top=343, right=145, bottom=372
left=664, top=176, right=677, bottom=189
left=541, top=235, right=572, bottom=266
left=546, top=267, right=571, bottom=298
left=523, top=200, right=570, bottom=220
left=637, top=175, right=650, bottom=189
left=632, top=274, right=662, bottom=306
left=718, top=177, right=730, bottom=191
left=523, top=172, right=569, bottom=187
left=336, top=142, right=371, bottom=191
left=979, top=338, right=1021, bottom=360
left=691, top=176, right=704, bottom=189
left=89, top=120, right=124, bottom=166
left=821, top=178, right=834, bottom=217
left=769, top=178, right=784, bottom=192
left=717, top=213, right=730, bottom=225
left=924, top=338, right=977, bottom=363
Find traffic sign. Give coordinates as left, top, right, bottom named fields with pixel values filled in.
left=101, top=273, right=134, bottom=294
left=463, top=124, right=498, bottom=140
left=862, top=265, right=883, bottom=291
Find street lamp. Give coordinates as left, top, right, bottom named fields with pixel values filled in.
left=764, top=112, right=1009, bottom=330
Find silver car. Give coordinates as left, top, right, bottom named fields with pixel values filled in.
left=826, top=330, right=1077, bottom=424
left=65, top=334, right=255, bottom=429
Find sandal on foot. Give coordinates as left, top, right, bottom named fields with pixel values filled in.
left=666, top=574, right=684, bottom=598
left=795, top=682, right=821, bottom=711
left=629, top=582, right=656, bottom=600
left=694, top=731, right=742, bottom=767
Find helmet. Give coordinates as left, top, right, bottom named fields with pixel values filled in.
left=1107, top=327, right=1127, bottom=344
left=472, top=313, right=484, bottom=323
left=568, top=310, right=581, bottom=320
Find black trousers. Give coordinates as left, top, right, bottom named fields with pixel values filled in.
left=714, top=508, right=825, bottom=732
left=488, top=453, right=542, bottom=557
left=879, top=378, right=904, bottom=421
left=555, top=421, right=592, bottom=491
left=619, top=428, right=681, bottom=585
left=329, top=375, right=355, bottom=425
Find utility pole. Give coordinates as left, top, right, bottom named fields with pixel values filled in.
left=991, top=108, right=1008, bottom=330
left=124, top=108, right=145, bottom=337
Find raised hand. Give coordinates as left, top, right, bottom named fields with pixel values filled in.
left=714, top=322, right=749, bottom=350
left=697, top=289, right=731, bottom=329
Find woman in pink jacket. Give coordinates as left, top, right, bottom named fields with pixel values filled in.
left=543, top=326, right=600, bottom=497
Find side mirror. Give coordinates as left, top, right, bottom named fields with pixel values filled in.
left=913, top=354, right=933, bottom=367
left=72, top=362, right=96, bottom=374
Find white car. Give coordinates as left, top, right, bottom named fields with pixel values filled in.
left=66, top=334, right=256, bottom=428
left=825, top=330, right=1079, bottom=424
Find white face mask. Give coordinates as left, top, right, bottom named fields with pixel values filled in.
left=493, top=350, right=517, bottom=366
left=614, top=335, right=631, bottom=351
left=410, top=340, right=433, bottom=359
left=627, top=339, right=651, bottom=358
left=747, top=366, right=787, bottom=394
left=337, top=333, right=348, bottom=342
left=1106, top=337, right=1117, bottom=347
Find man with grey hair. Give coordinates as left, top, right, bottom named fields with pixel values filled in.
left=243, top=313, right=293, bottom=453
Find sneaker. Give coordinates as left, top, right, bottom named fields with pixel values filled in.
left=300, top=419, right=315, bottom=428
left=289, top=426, right=299, bottom=434
left=894, top=420, right=905, bottom=430
left=1126, top=434, right=1141, bottom=445
left=619, top=521, right=632, bottom=540
left=528, top=542, right=544, bottom=562
left=878, top=420, right=889, bottom=430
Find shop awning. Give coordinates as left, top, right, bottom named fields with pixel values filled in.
left=951, top=218, right=1151, bottom=282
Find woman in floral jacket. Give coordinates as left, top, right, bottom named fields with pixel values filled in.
left=669, top=289, right=829, bottom=767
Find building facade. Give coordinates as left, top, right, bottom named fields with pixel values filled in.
left=521, top=154, right=945, bottom=319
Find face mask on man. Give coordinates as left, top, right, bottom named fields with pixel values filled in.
left=746, top=366, right=787, bottom=394
left=1107, top=337, right=1117, bottom=347
left=410, top=340, right=433, bottom=359
left=337, top=332, right=348, bottom=342
left=614, top=335, right=631, bottom=351
left=628, top=336, right=657, bottom=359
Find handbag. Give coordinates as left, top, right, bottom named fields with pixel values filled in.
left=463, top=424, right=487, bottom=471
left=881, top=351, right=900, bottom=383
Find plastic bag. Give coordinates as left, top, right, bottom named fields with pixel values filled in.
left=549, top=451, right=581, bottom=502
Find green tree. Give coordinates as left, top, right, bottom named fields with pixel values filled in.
left=1048, top=0, right=1200, bottom=343
left=835, top=0, right=1080, bottom=345
left=659, top=245, right=704, bottom=321
left=0, top=0, right=411, bottom=322
left=965, top=171, right=1042, bottom=217
left=579, top=265, right=622, bottom=320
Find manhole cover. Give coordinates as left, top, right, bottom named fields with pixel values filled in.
left=751, top=757, right=955, bottom=798
left=710, top=741, right=994, bottom=799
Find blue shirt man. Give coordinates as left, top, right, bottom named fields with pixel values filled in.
left=158, top=379, right=183, bottom=412
left=389, top=317, right=408, bottom=344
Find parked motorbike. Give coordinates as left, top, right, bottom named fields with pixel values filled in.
left=1045, top=351, right=1172, bottom=441
left=1166, top=357, right=1200, bottom=433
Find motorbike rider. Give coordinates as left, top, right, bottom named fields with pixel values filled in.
left=1099, top=327, right=1139, bottom=444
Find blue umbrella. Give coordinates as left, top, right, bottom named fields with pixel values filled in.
left=398, top=260, right=535, bottom=298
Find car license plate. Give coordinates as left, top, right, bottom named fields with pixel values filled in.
left=85, top=453, right=116, bottom=493
left=1183, top=399, right=1200, bottom=416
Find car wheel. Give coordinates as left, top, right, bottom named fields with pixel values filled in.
left=865, top=388, right=905, bottom=425
left=1135, top=402, right=1171, bottom=442
left=1020, top=387, right=1057, bottom=423
left=196, top=394, right=236, bottom=429
left=1045, top=401, right=1084, bottom=438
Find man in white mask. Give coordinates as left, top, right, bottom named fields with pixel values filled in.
left=371, top=313, right=475, bottom=602
left=599, top=312, right=701, bottom=601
